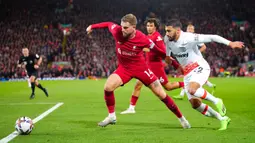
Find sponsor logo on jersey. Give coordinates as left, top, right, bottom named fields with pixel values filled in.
left=173, top=53, right=189, bottom=58
left=117, top=48, right=137, bottom=56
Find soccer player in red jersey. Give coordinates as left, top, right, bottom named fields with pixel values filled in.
left=120, top=18, right=185, bottom=114
left=86, top=14, right=190, bottom=128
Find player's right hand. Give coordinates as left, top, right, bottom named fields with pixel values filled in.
left=229, top=41, right=244, bottom=49
left=86, top=25, right=93, bottom=35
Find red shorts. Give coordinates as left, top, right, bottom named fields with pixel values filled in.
left=149, top=63, right=168, bottom=85
left=113, top=65, right=158, bottom=86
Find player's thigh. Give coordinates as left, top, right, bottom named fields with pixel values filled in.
left=134, top=68, right=158, bottom=86
left=104, top=67, right=132, bottom=91
left=148, top=80, right=166, bottom=99
left=29, top=75, right=36, bottom=82
left=189, top=66, right=210, bottom=87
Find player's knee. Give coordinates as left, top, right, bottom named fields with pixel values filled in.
left=135, top=83, right=143, bottom=90
left=104, top=83, right=115, bottom=92
left=189, top=98, right=201, bottom=109
left=188, top=88, right=197, bottom=95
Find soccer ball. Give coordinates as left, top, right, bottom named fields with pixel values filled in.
left=15, top=117, right=34, bottom=135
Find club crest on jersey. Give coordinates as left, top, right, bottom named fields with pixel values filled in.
left=111, top=24, right=116, bottom=30
left=194, top=34, right=199, bottom=41
left=133, top=46, right=137, bottom=50
left=30, top=60, right=33, bottom=64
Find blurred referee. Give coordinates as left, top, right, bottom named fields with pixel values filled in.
left=17, top=47, right=48, bottom=99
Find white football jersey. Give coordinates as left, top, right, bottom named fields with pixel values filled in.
left=165, top=31, right=230, bottom=67
left=195, top=43, right=204, bottom=57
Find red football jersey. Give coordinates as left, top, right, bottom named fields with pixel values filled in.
left=146, top=31, right=166, bottom=64
left=91, top=22, right=164, bottom=70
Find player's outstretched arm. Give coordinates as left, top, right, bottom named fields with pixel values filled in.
left=86, top=22, right=116, bottom=34
left=191, top=34, right=244, bottom=49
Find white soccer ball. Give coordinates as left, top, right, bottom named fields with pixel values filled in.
left=15, top=117, right=34, bottom=135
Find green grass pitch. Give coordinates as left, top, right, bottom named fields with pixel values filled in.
left=0, top=78, right=255, bottom=143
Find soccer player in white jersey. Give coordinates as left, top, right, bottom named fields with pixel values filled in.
left=164, top=19, right=244, bottom=130
left=174, top=24, right=216, bottom=99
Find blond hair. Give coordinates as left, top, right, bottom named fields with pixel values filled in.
left=121, top=14, right=137, bottom=26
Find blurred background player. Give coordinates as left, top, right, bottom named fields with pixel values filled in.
left=17, top=48, right=48, bottom=99
left=86, top=14, right=190, bottom=128
left=174, top=24, right=217, bottom=99
left=165, top=19, right=244, bottom=130
left=120, top=18, right=184, bottom=114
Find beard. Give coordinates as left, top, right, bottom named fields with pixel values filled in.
left=122, top=32, right=132, bottom=39
left=167, top=33, right=176, bottom=41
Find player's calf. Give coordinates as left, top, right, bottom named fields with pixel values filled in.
left=149, top=80, right=190, bottom=128
left=189, top=98, right=202, bottom=109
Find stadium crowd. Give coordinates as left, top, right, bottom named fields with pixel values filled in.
left=0, top=0, right=255, bottom=80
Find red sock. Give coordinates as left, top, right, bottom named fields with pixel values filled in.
left=179, top=82, right=184, bottom=88
left=171, top=60, right=180, bottom=69
left=104, top=90, right=115, bottom=113
left=130, top=95, right=139, bottom=106
left=161, top=95, right=183, bottom=118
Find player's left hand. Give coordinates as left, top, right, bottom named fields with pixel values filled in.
left=229, top=41, right=244, bottom=49
left=34, top=65, right=39, bottom=69
left=143, top=48, right=150, bottom=52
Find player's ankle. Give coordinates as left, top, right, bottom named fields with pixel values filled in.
left=129, top=105, right=135, bottom=110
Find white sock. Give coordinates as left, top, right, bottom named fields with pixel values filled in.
left=180, top=88, right=185, bottom=97
left=109, top=112, right=116, bottom=118
left=196, top=103, right=224, bottom=121
left=207, top=106, right=225, bottom=121
left=27, top=78, right=31, bottom=87
left=178, top=116, right=187, bottom=122
left=196, top=103, right=212, bottom=117
left=206, top=81, right=214, bottom=87
left=194, top=88, right=219, bottom=104
left=129, top=105, right=135, bottom=110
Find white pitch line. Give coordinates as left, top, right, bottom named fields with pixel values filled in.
left=0, top=102, right=64, bottom=143
left=0, top=102, right=58, bottom=106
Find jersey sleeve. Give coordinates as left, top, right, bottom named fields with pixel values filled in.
left=144, top=36, right=166, bottom=57
left=187, top=33, right=231, bottom=46
left=197, top=43, right=205, bottom=48
left=91, top=22, right=120, bottom=35
left=154, top=35, right=166, bottom=58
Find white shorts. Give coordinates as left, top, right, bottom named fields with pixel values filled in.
left=183, top=61, right=210, bottom=100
